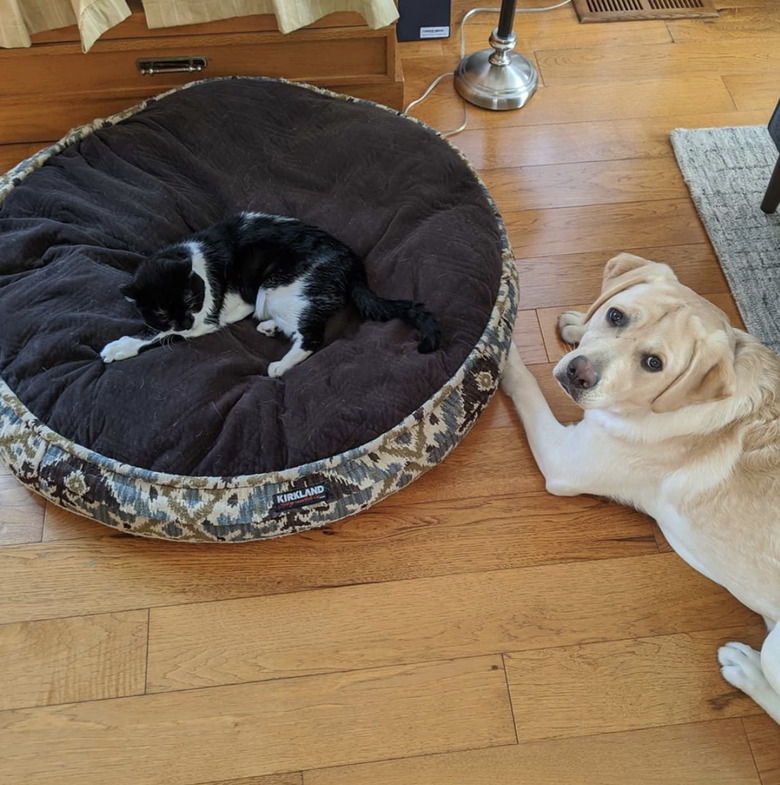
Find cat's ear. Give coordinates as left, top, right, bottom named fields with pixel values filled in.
left=120, top=282, right=137, bottom=302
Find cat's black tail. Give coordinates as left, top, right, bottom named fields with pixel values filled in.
left=349, top=278, right=440, bottom=354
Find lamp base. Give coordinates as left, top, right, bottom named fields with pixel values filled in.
left=454, top=48, right=538, bottom=111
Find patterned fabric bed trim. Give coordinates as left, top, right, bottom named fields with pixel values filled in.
left=0, top=77, right=518, bottom=542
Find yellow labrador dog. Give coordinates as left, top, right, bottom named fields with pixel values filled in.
left=501, top=252, right=780, bottom=724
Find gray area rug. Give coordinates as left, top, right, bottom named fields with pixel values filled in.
left=670, top=125, right=780, bottom=355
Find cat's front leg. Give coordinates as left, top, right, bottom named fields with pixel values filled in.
left=101, top=336, right=150, bottom=363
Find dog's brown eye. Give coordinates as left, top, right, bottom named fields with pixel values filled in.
left=607, top=308, right=625, bottom=326
left=642, top=355, right=663, bottom=372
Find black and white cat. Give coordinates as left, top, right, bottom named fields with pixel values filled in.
left=101, top=212, right=440, bottom=377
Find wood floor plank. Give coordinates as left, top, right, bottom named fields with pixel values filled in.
left=305, top=719, right=761, bottom=785
left=479, top=358, right=581, bottom=425
left=401, top=14, right=672, bottom=99
left=714, top=0, right=779, bottom=7
left=668, top=7, right=780, bottom=43
left=411, top=76, right=736, bottom=134
left=478, top=382, right=579, bottom=430
left=201, top=776, right=301, bottom=785
left=372, top=418, right=547, bottom=503
left=653, top=520, right=676, bottom=553
left=513, top=309, right=547, bottom=364
left=504, top=626, right=766, bottom=742
left=458, top=16, right=673, bottom=53
left=143, top=553, right=760, bottom=694
left=0, top=142, right=39, bottom=173
left=515, top=244, right=729, bottom=311
left=0, top=610, right=147, bottom=711
left=505, top=199, right=707, bottom=258
left=0, top=474, right=663, bottom=626
left=397, top=39, right=444, bottom=59
left=42, top=502, right=109, bottom=541
left=456, top=111, right=768, bottom=171
left=536, top=290, right=745, bottom=364
left=0, top=656, right=515, bottom=785
left=482, top=158, right=688, bottom=212
left=527, top=363, right=583, bottom=423
left=0, top=475, right=45, bottom=546
left=743, top=714, right=780, bottom=785
left=723, top=73, right=780, bottom=113
left=536, top=40, right=780, bottom=84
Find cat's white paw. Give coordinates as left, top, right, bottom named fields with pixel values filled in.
left=718, top=642, right=769, bottom=696
left=558, top=310, right=587, bottom=345
left=267, top=361, right=286, bottom=378
left=101, top=336, right=145, bottom=363
left=257, top=319, right=279, bottom=337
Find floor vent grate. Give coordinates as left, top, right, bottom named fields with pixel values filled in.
left=574, top=0, right=717, bottom=22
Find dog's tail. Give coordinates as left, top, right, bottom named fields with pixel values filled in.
left=349, top=274, right=440, bottom=354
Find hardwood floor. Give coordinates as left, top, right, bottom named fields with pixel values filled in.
left=1, top=1, right=780, bottom=782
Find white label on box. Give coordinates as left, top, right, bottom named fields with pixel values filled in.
left=420, top=26, right=450, bottom=39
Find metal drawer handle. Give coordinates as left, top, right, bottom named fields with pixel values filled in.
left=137, top=56, right=208, bottom=76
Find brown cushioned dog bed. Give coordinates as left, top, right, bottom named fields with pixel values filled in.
left=0, top=78, right=517, bottom=542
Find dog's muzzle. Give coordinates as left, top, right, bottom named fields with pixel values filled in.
left=556, top=355, right=600, bottom=398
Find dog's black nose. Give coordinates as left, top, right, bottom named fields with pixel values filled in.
left=566, top=356, right=600, bottom=390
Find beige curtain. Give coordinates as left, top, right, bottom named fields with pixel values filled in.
left=0, top=0, right=131, bottom=51
left=142, top=1, right=398, bottom=34
left=0, top=0, right=397, bottom=51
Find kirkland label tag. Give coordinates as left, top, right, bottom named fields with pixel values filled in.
left=420, top=26, right=450, bottom=38
left=272, top=483, right=329, bottom=512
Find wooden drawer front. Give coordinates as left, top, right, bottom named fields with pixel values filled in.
left=1, top=29, right=391, bottom=100
left=0, top=79, right=404, bottom=145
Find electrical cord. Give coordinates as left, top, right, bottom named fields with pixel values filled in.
left=403, top=1, right=573, bottom=138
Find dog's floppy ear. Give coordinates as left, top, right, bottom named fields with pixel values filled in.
left=584, top=254, right=678, bottom=322
left=651, top=326, right=736, bottom=413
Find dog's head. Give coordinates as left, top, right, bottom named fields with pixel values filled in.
left=554, top=253, right=737, bottom=414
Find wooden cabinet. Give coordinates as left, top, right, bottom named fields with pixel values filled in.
left=0, top=4, right=403, bottom=144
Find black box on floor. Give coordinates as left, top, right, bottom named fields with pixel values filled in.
left=397, top=0, right=452, bottom=41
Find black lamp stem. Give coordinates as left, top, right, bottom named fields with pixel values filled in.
left=497, top=0, right=518, bottom=38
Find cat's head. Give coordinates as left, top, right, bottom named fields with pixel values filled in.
left=121, top=245, right=206, bottom=333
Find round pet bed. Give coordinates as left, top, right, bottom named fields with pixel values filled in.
left=0, top=78, right=517, bottom=542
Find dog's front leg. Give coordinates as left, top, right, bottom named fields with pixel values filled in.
left=501, top=343, right=592, bottom=496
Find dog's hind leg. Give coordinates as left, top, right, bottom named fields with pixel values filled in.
left=558, top=310, right=587, bottom=345
left=719, top=625, right=780, bottom=724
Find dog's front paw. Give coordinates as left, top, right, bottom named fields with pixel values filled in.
left=101, top=336, right=145, bottom=363
left=718, top=641, right=770, bottom=697
left=257, top=319, right=279, bottom=337
left=558, top=310, right=587, bottom=345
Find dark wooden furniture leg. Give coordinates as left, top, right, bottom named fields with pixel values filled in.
left=761, top=156, right=780, bottom=214
left=761, top=98, right=780, bottom=214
